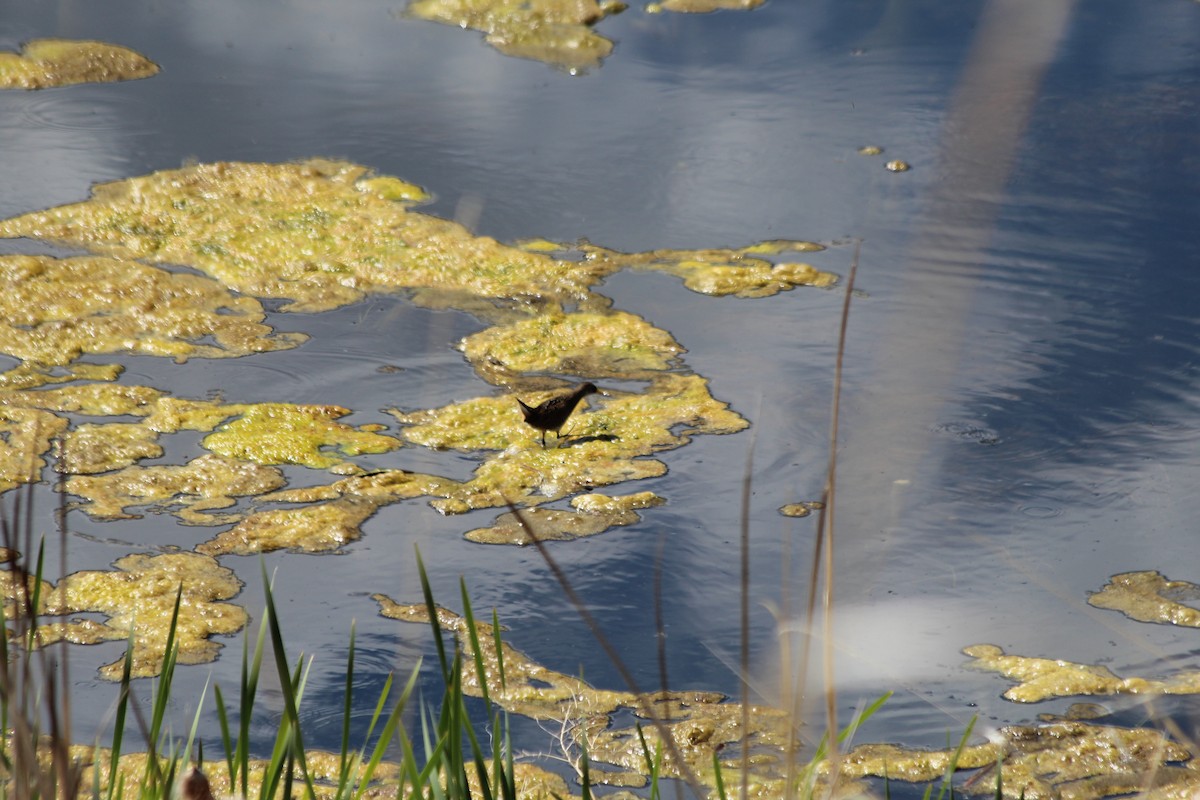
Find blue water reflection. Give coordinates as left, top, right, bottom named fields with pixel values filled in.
left=0, top=0, right=1198, bottom=772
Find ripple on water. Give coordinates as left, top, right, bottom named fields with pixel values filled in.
left=291, top=635, right=424, bottom=751
left=19, top=88, right=161, bottom=133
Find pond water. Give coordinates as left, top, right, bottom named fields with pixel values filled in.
left=1, top=0, right=1199, bottom=789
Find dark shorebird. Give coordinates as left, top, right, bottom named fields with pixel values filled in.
left=517, top=382, right=600, bottom=448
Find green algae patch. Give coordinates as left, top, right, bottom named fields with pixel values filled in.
left=260, top=468, right=460, bottom=505
left=0, top=407, right=68, bottom=492
left=841, top=741, right=996, bottom=785
left=656, top=0, right=764, bottom=11
left=571, top=490, right=663, bottom=513
left=15, top=552, right=245, bottom=679
left=203, top=403, right=401, bottom=469
left=0, top=160, right=602, bottom=313
left=0, top=362, right=122, bottom=391
left=962, top=643, right=1200, bottom=702
left=461, top=311, right=684, bottom=385
left=188, top=469, right=459, bottom=555
left=5, top=389, right=403, bottom=484
left=1088, top=570, right=1200, bottom=627
left=394, top=393, right=547, bottom=453
left=197, top=496, right=381, bottom=556
left=0, top=255, right=305, bottom=367
left=406, top=0, right=622, bottom=73
left=59, top=422, right=163, bottom=474
left=578, top=240, right=835, bottom=298
left=779, top=500, right=823, bottom=518
left=2, top=382, right=164, bottom=417
left=193, top=469, right=461, bottom=554
left=64, top=453, right=285, bottom=524
left=464, top=491, right=663, bottom=544
left=394, top=374, right=744, bottom=513
left=0, top=38, right=158, bottom=90
left=843, top=721, right=1197, bottom=800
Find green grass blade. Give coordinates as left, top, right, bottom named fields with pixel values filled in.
left=352, top=661, right=420, bottom=800
left=460, top=578, right=492, bottom=709
left=213, top=682, right=234, bottom=791
left=238, top=613, right=269, bottom=797
left=491, top=609, right=507, bottom=693
left=341, top=621, right=357, bottom=784
left=27, top=537, right=45, bottom=648
left=141, top=583, right=184, bottom=792
left=712, top=751, right=728, bottom=800
left=181, top=678, right=209, bottom=788
left=838, top=692, right=891, bottom=744
left=934, top=716, right=976, bottom=800
left=259, top=562, right=317, bottom=800
left=415, top=547, right=451, bottom=684
left=106, top=631, right=135, bottom=800
left=580, top=738, right=592, bottom=800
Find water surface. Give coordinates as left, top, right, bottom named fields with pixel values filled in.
left=1, top=0, right=1199, bottom=775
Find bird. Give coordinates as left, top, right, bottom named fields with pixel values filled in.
left=517, top=382, right=600, bottom=448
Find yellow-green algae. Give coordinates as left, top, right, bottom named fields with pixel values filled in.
left=192, top=470, right=460, bottom=555
left=0, top=160, right=603, bottom=314
left=0, top=161, right=837, bottom=315
left=202, top=402, right=401, bottom=469
left=779, top=500, right=823, bottom=518
left=2, top=381, right=164, bottom=417
left=578, top=240, right=836, bottom=298
left=1, top=386, right=405, bottom=505
left=58, top=421, right=163, bottom=475
left=64, top=453, right=285, bottom=524
left=464, top=491, right=664, bottom=544
left=0, top=407, right=68, bottom=491
left=0, top=255, right=306, bottom=366
left=4, top=386, right=400, bottom=463
left=393, top=373, right=746, bottom=513
left=260, top=467, right=460, bottom=505
left=1088, top=570, right=1200, bottom=627
left=959, top=573, right=1200, bottom=704
left=0, top=361, right=122, bottom=391
left=570, top=489, right=663, bottom=514
left=406, top=0, right=624, bottom=73
left=0, top=38, right=158, bottom=89
left=843, top=721, right=1199, bottom=800
left=2, top=551, right=245, bottom=679
left=196, top=496, right=380, bottom=556
left=656, top=0, right=764, bottom=11
left=460, top=310, right=685, bottom=385
left=962, top=643, right=1200, bottom=703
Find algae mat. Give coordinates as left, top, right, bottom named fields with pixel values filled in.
left=0, top=158, right=831, bottom=678
left=0, top=38, right=158, bottom=90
